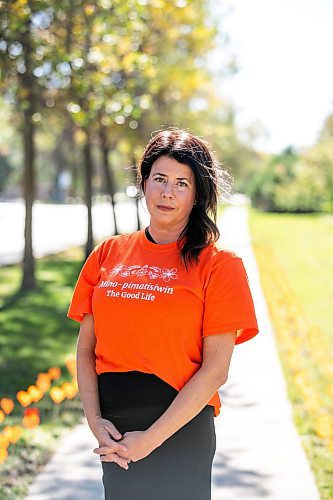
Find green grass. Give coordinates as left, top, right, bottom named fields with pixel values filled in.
left=0, top=249, right=87, bottom=499
left=0, top=249, right=85, bottom=397
left=249, top=208, right=333, bottom=500
left=248, top=209, right=333, bottom=344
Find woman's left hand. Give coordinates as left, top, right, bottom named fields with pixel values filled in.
left=95, top=430, right=157, bottom=463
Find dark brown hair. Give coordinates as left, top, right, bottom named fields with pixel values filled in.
left=137, top=127, right=233, bottom=268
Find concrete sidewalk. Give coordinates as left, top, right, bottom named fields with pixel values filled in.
left=211, top=205, right=319, bottom=499
left=26, top=204, right=320, bottom=500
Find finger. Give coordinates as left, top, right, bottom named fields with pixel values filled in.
left=116, top=442, right=128, bottom=453
left=99, top=429, right=127, bottom=453
left=100, top=429, right=127, bottom=452
left=100, top=453, right=129, bottom=469
left=94, top=446, right=114, bottom=455
left=94, top=444, right=128, bottom=456
left=97, top=438, right=128, bottom=453
left=113, top=456, right=131, bottom=469
left=104, top=422, right=123, bottom=441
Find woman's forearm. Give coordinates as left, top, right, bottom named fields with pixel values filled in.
left=76, top=347, right=101, bottom=428
left=145, top=332, right=236, bottom=449
left=145, top=365, right=225, bottom=448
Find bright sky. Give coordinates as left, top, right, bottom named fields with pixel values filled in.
left=212, top=0, right=333, bottom=153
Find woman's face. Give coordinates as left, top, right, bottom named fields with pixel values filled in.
left=144, top=155, right=196, bottom=230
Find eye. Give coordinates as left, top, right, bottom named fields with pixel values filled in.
left=154, top=176, right=166, bottom=183
left=177, top=181, right=188, bottom=187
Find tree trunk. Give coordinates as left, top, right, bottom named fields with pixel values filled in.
left=99, top=126, right=118, bottom=235
left=20, top=24, right=36, bottom=291
left=83, top=128, right=94, bottom=258
left=21, top=110, right=36, bottom=290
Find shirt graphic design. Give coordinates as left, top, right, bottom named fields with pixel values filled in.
left=100, top=262, right=178, bottom=302
left=109, top=263, right=178, bottom=281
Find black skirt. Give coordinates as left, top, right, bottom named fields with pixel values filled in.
left=98, top=372, right=216, bottom=500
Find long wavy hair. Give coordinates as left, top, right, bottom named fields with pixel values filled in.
left=137, top=128, right=233, bottom=268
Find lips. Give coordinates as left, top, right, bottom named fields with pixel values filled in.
left=157, top=205, right=175, bottom=212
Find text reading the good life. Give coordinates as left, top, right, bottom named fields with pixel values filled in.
left=106, top=290, right=156, bottom=301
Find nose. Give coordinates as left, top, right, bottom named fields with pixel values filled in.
left=161, top=182, right=174, bottom=198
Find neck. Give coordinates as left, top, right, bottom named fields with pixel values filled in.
left=148, top=221, right=187, bottom=244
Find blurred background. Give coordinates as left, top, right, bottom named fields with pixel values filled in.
left=0, top=0, right=332, bottom=498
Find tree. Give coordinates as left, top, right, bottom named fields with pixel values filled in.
left=0, top=1, right=52, bottom=289
left=1, top=0, right=242, bottom=280
left=301, top=113, right=333, bottom=212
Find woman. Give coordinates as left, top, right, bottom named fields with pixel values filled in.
left=67, top=128, right=259, bottom=499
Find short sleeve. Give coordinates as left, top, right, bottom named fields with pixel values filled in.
left=202, top=252, right=259, bottom=345
left=67, top=246, right=101, bottom=323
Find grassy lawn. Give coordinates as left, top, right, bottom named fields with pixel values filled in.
left=248, top=209, right=333, bottom=344
left=0, top=248, right=85, bottom=396
left=249, top=208, right=333, bottom=500
left=0, top=248, right=87, bottom=499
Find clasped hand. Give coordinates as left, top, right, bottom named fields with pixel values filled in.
left=91, top=417, right=155, bottom=469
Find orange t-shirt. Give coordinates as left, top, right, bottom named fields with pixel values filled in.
left=67, top=229, right=259, bottom=416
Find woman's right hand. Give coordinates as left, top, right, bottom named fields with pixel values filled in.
left=89, top=416, right=129, bottom=470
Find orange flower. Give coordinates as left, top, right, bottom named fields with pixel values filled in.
left=49, top=386, right=65, bottom=404
left=3, top=426, right=17, bottom=443
left=24, top=407, right=40, bottom=417
left=62, top=381, right=78, bottom=399
left=0, top=447, right=8, bottom=464
left=0, top=433, right=9, bottom=448
left=27, top=385, right=43, bottom=403
left=65, top=356, right=77, bottom=376
left=48, top=367, right=61, bottom=381
left=9, top=425, right=22, bottom=443
left=22, top=408, right=40, bottom=429
left=35, top=373, right=51, bottom=393
left=16, top=390, right=32, bottom=407
left=0, top=410, right=5, bottom=423
left=0, top=398, right=14, bottom=415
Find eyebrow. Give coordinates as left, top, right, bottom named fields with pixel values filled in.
left=153, top=172, right=192, bottom=183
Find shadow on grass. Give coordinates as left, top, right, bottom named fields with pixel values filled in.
left=0, top=255, right=84, bottom=397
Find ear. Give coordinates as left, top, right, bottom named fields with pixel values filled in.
left=143, top=178, right=147, bottom=193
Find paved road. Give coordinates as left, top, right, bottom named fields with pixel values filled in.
left=25, top=204, right=320, bottom=500
left=0, top=200, right=149, bottom=265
